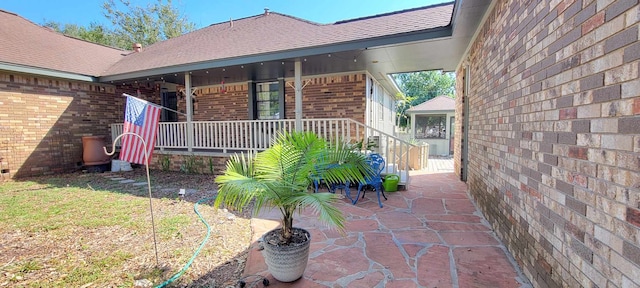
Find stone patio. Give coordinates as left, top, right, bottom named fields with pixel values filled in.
left=243, top=171, right=532, bottom=287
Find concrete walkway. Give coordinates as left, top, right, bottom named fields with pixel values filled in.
left=244, top=172, right=531, bottom=287
left=425, top=156, right=454, bottom=174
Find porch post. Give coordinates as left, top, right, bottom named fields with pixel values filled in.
left=185, top=73, right=194, bottom=152
left=294, top=59, right=302, bottom=132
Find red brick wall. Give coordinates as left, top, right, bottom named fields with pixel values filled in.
left=285, top=74, right=367, bottom=123
left=456, top=1, right=640, bottom=287
left=192, top=83, right=249, bottom=121
left=192, top=73, right=366, bottom=122
left=0, top=71, right=157, bottom=178
left=0, top=71, right=365, bottom=178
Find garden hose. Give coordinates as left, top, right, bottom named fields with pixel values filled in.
left=155, top=196, right=214, bottom=288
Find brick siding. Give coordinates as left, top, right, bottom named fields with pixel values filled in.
left=0, top=72, right=365, bottom=178
left=455, top=1, right=640, bottom=287
left=285, top=74, right=367, bottom=124
left=0, top=71, right=157, bottom=178
left=193, top=73, right=366, bottom=123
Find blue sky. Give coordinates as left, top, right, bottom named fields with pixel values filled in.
left=1, top=0, right=451, bottom=29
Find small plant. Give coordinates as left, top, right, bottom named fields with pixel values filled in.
left=18, top=260, right=42, bottom=273
left=180, top=154, right=203, bottom=174
left=160, top=155, right=171, bottom=171
left=208, top=158, right=215, bottom=174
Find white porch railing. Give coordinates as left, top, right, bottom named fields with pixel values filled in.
left=111, top=119, right=427, bottom=185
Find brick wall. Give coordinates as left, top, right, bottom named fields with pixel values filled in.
left=149, top=153, right=228, bottom=175
left=456, top=1, right=640, bottom=287
left=285, top=73, right=367, bottom=123
left=0, top=71, right=366, bottom=178
left=193, top=73, right=366, bottom=122
left=192, top=83, right=249, bottom=121
left=0, top=71, right=157, bottom=178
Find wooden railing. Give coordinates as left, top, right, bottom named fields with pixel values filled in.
left=111, top=119, right=427, bottom=185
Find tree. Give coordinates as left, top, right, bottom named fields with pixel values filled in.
left=393, top=71, right=456, bottom=128
left=44, top=21, right=117, bottom=47
left=43, top=0, right=195, bottom=50
left=102, top=0, right=195, bottom=49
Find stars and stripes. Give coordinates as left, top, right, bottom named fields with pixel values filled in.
left=120, top=95, right=161, bottom=165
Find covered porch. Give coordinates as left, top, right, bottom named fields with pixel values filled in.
left=111, top=118, right=428, bottom=186
left=100, top=1, right=490, bottom=188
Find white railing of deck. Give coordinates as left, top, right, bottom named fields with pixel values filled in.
left=111, top=118, right=424, bottom=185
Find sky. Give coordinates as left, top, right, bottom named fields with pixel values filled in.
left=1, top=0, right=451, bottom=29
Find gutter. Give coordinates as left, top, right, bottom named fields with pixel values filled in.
left=0, top=62, right=98, bottom=82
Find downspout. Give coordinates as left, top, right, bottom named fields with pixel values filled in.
left=185, top=73, right=194, bottom=152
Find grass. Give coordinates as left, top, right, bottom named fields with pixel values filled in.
left=0, top=172, right=253, bottom=287
left=0, top=182, right=144, bottom=233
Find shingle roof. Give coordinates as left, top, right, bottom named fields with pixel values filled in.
left=0, top=9, right=126, bottom=77
left=407, top=95, right=455, bottom=113
left=103, top=3, right=454, bottom=76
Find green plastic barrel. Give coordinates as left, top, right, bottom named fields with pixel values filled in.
left=383, top=174, right=400, bottom=192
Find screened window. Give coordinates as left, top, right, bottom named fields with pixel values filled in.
left=415, top=115, right=446, bottom=139
left=256, top=82, right=280, bottom=120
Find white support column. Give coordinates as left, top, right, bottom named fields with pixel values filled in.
left=185, top=73, right=194, bottom=152
left=294, top=59, right=302, bottom=132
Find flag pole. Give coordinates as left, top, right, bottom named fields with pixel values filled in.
left=104, top=133, right=160, bottom=266
left=122, top=93, right=187, bottom=116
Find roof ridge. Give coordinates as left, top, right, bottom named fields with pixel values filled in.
left=205, top=11, right=325, bottom=28
left=269, top=12, right=326, bottom=26
left=334, top=1, right=454, bottom=24
left=0, top=9, right=18, bottom=16
left=58, top=33, right=128, bottom=52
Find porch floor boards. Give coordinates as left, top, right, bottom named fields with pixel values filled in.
left=243, top=171, right=531, bottom=287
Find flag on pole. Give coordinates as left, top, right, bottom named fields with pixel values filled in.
left=120, top=95, right=161, bottom=165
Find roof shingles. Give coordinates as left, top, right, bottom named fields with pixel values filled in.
left=0, top=2, right=454, bottom=78
left=407, top=95, right=455, bottom=112
left=0, top=10, right=126, bottom=77
left=103, top=3, right=454, bottom=76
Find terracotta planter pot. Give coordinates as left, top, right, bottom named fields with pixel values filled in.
left=82, top=136, right=110, bottom=166
left=261, top=227, right=311, bottom=282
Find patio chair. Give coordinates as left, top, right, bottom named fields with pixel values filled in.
left=354, top=153, right=387, bottom=207
left=328, top=180, right=354, bottom=203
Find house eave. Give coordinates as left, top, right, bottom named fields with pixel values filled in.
left=407, top=109, right=455, bottom=114
left=98, top=26, right=453, bottom=83
left=0, top=62, right=98, bottom=82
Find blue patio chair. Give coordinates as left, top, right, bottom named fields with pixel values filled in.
left=328, top=180, right=354, bottom=203
left=354, top=153, right=387, bottom=207
left=310, top=155, right=339, bottom=193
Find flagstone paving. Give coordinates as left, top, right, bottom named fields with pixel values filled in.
left=243, top=171, right=532, bottom=287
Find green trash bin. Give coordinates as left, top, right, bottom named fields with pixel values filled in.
left=382, top=174, right=400, bottom=192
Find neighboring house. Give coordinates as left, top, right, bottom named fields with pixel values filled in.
left=406, top=95, right=455, bottom=156
left=1, top=1, right=639, bottom=288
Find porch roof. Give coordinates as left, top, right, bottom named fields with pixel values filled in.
left=0, top=0, right=492, bottom=94
left=101, top=3, right=453, bottom=78
left=99, top=0, right=492, bottom=94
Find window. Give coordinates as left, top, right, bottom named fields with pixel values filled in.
left=415, top=115, right=446, bottom=139
left=255, top=82, right=280, bottom=120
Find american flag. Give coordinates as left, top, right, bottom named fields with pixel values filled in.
left=120, top=95, right=161, bottom=165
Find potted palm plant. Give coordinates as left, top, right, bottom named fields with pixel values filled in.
left=214, top=131, right=371, bottom=282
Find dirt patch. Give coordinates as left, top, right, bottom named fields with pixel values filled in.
left=0, top=168, right=254, bottom=287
